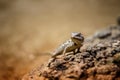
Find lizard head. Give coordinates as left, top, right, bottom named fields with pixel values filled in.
left=71, top=32, right=84, bottom=44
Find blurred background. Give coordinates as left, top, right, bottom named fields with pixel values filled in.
left=0, top=0, right=120, bottom=80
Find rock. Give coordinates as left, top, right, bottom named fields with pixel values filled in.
left=22, top=25, right=120, bottom=80
left=117, top=16, right=120, bottom=26
left=94, top=30, right=111, bottom=39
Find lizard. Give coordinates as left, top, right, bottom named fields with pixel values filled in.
left=47, top=32, right=84, bottom=67
left=52, top=32, right=84, bottom=58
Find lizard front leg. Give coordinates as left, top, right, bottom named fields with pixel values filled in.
left=62, top=46, right=69, bottom=57
left=76, top=47, right=80, bottom=53
left=73, top=49, right=76, bottom=55
left=73, top=48, right=79, bottom=55
left=77, top=44, right=83, bottom=53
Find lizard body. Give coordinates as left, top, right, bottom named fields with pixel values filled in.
left=52, top=32, right=84, bottom=58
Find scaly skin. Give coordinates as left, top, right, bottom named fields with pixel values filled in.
left=52, top=32, right=84, bottom=58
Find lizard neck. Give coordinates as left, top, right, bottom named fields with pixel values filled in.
left=71, top=38, right=82, bottom=45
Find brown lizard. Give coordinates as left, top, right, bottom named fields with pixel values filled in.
left=52, top=32, right=84, bottom=58
left=47, top=32, right=84, bottom=67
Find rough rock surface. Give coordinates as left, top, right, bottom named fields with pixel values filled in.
left=22, top=25, right=120, bottom=80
